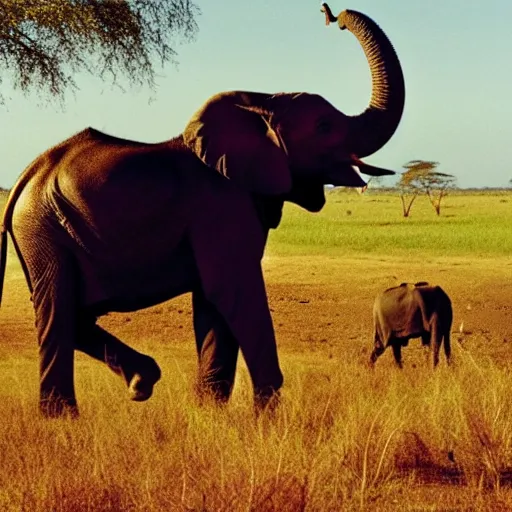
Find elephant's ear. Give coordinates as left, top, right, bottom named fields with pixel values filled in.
left=183, top=95, right=292, bottom=195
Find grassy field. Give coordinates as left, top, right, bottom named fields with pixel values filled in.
left=269, top=190, right=512, bottom=257
left=0, top=190, right=512, bottom=511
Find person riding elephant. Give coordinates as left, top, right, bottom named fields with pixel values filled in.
left=0, top=6, right=406, bottom=417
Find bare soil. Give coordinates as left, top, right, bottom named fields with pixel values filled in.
left=4, top=253, right=511, bottom=361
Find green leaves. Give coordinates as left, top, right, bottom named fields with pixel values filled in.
left=398, top=160, right=457, bottom=216
left=0, top=0, right=200, bottom=101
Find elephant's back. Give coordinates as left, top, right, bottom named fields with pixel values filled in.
left=51, top=133, right=206, bottom=236
left=374, top=287, right=424, bottom=340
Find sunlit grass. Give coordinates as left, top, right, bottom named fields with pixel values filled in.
left=1, top=190, right=512, bottom=510
left=2, top=348, right=512, bottom=510
left=268, top=191, right=512, bottom=257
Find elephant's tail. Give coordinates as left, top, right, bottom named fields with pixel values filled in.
left=0, top=227, right=7, bottom=307
left=0, top=158, right=42, bottom=308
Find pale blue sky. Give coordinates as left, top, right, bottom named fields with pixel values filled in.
left=1, top=0, right=511, bottom=188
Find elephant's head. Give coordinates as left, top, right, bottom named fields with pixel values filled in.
left=183, top=7, right=404, bottom=215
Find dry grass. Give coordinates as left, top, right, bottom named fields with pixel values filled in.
left=1, top=191, right=512, bottom=510
left=3, top=352, right=512, bottom=510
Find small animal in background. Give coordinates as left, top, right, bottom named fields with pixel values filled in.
left=370, top=282, right=453, bottom=368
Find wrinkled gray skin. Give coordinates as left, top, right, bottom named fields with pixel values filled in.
left=370, top=283, right=453, bottom=369
left=0, top=9, right=406, bottom=418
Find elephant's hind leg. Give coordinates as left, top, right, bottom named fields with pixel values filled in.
left=76, top=319, right=161, bottom=401
left=430, top=317, right=442, bottom=368
left=25, top=243, right=80, bottom=417
left=443, top=330, right=452, bottom=365
left=192, top=290, right=239, bottom=403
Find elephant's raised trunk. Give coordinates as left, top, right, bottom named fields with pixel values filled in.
left=324, top=5, right=405, bottom=158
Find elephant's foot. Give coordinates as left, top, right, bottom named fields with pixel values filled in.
left=128, top=357, right=161, bottom=402
left=40, top=396, right=79, bottom=419
left=254, top=387, right=281, bottom=418
left=195, top=379, right=233, bottom=407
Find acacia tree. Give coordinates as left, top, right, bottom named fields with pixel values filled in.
left=397, top=161, right=425, bottom=217
left=0, top=0, right=199, bottom=101
left=398, top=160, right=457, bottom=217
left=421, top=170, right=457, bottom=215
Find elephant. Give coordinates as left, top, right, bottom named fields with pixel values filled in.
left=370, top=282, right=453, bottom=369
left=0, top=6, right=405, bottom=418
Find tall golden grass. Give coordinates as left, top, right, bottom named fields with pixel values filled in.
left=2, top=348, right=512, bottom=511
left=1, top=191, right=512, bottom=510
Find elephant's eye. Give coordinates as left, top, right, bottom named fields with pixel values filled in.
left=316, top=119, right=331, bottom=135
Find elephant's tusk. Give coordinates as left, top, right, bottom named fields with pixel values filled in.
left=320, top=3, right=337, bottom=25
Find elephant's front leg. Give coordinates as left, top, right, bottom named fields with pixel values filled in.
left=421, top=333, right=431, bottom=365
left=190, top=197, right=283, bottom=412
left=369, top=331, right=385, bottom=367
left=391, top=340, right=403, bottom=369
left=192, top=289, right=239, bottom=403
left=200, top=263, right=284, bottom=412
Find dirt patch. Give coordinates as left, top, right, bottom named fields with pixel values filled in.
left=262, top=255, right=512, bottom=367
left=1, top=253, right=511, bottom=367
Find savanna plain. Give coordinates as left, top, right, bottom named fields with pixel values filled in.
left=0, top=190, right=511, bottom=511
